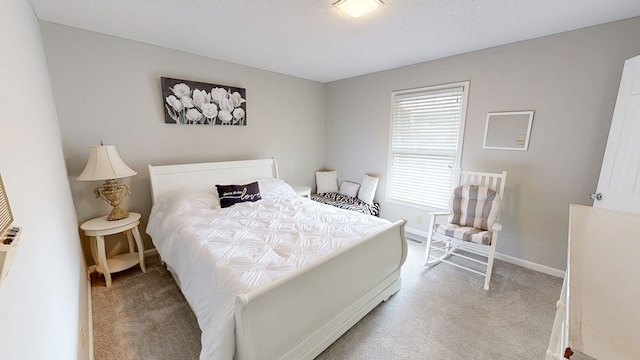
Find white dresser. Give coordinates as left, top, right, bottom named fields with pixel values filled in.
left=547, top=205, right=640, bottom=360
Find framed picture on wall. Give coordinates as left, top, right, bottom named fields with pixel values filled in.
left=482, top=111, right=534, bottom=151
left=161, top=77, right=247, bottom=126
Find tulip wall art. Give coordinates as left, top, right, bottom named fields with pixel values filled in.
left=161, top=77, right=247, bottom=126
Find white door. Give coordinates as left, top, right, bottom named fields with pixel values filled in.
left=593, top=54, right=640, bottom=214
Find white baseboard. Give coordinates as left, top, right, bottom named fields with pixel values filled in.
left=87, top=278, right=94, bottom=360
left=493, top=252, right=565, bottom=278
left=405, top=227, right=565, bottom=278
left=404, top=227, right=430, bottom=241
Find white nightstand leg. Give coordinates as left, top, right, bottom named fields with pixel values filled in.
left=96, top=234, right=112, bottom=287
left=131, top=225, right=146, bottom=273
left=126, top=230, right=135, bottom=254
left=89, top=236, right=98, bottom=266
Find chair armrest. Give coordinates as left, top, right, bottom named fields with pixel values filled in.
left=428, top=210, right=451, bottom=217
left=492, top=222, right=502, bottom=232
left=427, top=211, right=451, bottom=228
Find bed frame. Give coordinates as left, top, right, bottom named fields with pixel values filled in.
left=148, top=158, right=408, bottom=360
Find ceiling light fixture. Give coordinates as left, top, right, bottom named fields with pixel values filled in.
left=333, top=0, right=383, bottom=18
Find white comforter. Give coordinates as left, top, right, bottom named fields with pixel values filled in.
left=146, top=178, right=390, bottom=360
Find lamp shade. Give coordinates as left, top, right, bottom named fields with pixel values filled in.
left=77, top=145, right=137, bottom=181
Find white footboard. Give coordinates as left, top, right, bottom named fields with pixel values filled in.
left=234, top=219, right=407, bottom=360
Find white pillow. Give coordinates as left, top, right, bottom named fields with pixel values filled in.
left=358, top=174, right=379, bottom=204
left=339, top=181, right=360, bottom=198
left=257, top=178, right=297, bottom=199
left=316, top=170, right=339, bottom=194
left=158, top=187, right=221, bottom=215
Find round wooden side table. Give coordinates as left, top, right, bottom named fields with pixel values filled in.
left=80, top=212, right=146, bottom=287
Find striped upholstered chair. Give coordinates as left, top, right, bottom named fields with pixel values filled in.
left=424, top=170, right=507, bottom=290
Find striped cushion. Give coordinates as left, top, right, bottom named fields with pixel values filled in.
left=434, top=223, right=492, bottom=245
left=449, top=185, right=500, bottom=231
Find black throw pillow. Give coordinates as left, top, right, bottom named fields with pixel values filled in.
left=215, top=182, right=262, bottom=208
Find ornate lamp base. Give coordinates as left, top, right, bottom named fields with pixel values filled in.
left=107, top=206, right=130, bottom=221
left=94, top=179, right=132, bottom=221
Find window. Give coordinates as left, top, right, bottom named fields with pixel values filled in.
left=386, top=81, right=469, bottom=210
left=0, top=174, right=13, bottom=237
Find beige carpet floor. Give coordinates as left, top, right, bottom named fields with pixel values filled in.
left=91, top=240, right=563, bottom=359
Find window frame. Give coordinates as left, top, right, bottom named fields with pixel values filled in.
left=385, top=81, right=470, bottom=210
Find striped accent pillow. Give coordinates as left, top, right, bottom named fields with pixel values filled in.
left=448, top=185, right=500, bottom=231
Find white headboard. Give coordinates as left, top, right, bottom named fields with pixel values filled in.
left=148, top=158, right=279, bottom=203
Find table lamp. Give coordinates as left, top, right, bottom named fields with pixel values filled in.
left=77, top=145, right=137, bottom=221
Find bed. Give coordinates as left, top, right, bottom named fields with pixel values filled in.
left=146, top=158, right=407, bottom=360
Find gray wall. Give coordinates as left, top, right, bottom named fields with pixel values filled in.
left=40, top=22, right=326, bottom=258
left=0, top=0, right=89, bottom=358
left=325, top=17, right=640, bottom=271
left=38, top=17, right=640, bottom=272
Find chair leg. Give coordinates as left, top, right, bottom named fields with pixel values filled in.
left=424, top=215, right=439, bottom=266
left=483, top=234, right=499, bottom=290
left=484, top=263, right=493, bottom=290
left=424, top=230, right=436, bottom=266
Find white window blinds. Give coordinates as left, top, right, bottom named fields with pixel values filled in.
left=387, top=83, right=468, bottom=209
left=0, top=175, right=13, bottom=236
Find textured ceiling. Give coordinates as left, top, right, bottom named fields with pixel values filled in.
left=30, top=0, right=640, bottom=83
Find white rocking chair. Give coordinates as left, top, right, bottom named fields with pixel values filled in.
left=424, top=170, right=507, bottom=290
